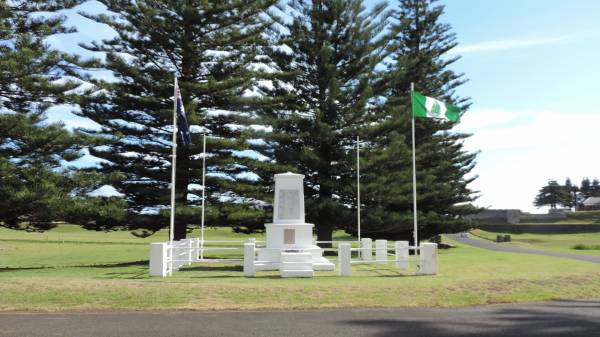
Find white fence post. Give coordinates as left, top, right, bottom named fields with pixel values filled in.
left=149, top=242, right=168, bottom=277
left=375, top=239, right=387, bottom=264
left=187, top=238, right=193, bottom=266
left=244, top=242, right=256, bottom=277
left=361, top=238, right=372, bottom=261
left=338, top=243, right=351, bottom=276
left=167, top=242, right=173, bottom=275
left=194, top=238, right=200, bottom=262
left=173, top=240, right=185, bottom=270
left=417, top=243, right=438, bottom=275
left=395, top=241, right=409, bottom=270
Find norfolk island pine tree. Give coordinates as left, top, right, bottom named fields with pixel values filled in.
left=255, top=0, right=392, bottom=245
left=0, top=0, right=123, bottom=231
left=74, top=0, right=290, bottom=239
left=356, top=0, right=479, bottom=243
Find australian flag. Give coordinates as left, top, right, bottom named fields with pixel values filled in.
left=176, top=88, right=192, bottom=145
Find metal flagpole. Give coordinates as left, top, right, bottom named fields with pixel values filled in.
left=169, top=76, right=179, bottom=243
left=410, top=82, right=418, bottom=254
left=356, top=136, right=361, bottom=257
left=200, top=133, right=206, bottom=259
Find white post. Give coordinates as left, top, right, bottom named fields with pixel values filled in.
left=338, top=243, right=351, bottom=276
left=244, top=242, right=256, bottom=277
left=149, top=242, right=168, bottom=277
left=200, top=133, right=207, bottom=259
left=192, top=238, right=199, bottom=262
left=169, top=76, right=178, bottom=243
left=173, top=240, right=182, bottom=270
left=187, top=238, right=193, bottom=266
left=174, top=240, right=187, bottom=270
left=410, top=82, right=419, bottom=254
left=417, top=243, right=438, bottom=275
left=356, top=136, right=361, bottom=258
left=361, top=238, right=372, bottom=261
left=395, top=240, right=409, bottom=270
left=375, top=239, right=387, bottom=264
left=167, top=241, right=173, bottom=276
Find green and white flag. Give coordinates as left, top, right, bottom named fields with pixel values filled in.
left=411, top=91, right=460, bottom=122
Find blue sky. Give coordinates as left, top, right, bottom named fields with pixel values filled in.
left=437, top=0, right=600, bottom=212
left=48, top=0, right=600, bottom=212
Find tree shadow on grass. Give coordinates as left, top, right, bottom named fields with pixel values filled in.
left=0, top=265, right=50, bottom=272
left=88, top=260, right=148, bottom=268
left=179, top=265, right=243, bottom=272
left=99, top=271, right=148, bottom=280
left=0, top=260, right=149, bottom=272
left=352, top=264, right=410, bottom=277
left=342, top=300, right=600, bottom=337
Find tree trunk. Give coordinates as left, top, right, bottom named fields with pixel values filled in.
left=173, top=146, right=190, bottom=241
left=316, top=220, right=333, bottom=248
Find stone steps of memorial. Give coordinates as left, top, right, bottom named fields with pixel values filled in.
left=280, top=252, right=313, bottom=262
left=280, top=252, right=314, bottom=278
left=281, top=269, right=314, bottom=278
left=313, top=261, right=335, bottom=271
left=281, top=261, right=313, bottom=270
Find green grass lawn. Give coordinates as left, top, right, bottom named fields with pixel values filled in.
left=1, top=225, right=600, bottom=311
left=471, top=229, right=600, bottom=256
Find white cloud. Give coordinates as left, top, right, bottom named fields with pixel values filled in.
left=458, top=109, right=600, bottom=152
left=456, top=107, right=520, bottom=131
left=451, top=36, right=568, bottom=54
left=458, top=107, right=600, bottom=212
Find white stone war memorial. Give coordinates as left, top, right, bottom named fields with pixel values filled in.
left=253, top=172, right=335, bottom=277
left=149, top=172, right=438, bottom=278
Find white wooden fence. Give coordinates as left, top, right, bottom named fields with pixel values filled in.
left=150, top=238, right=438, bottom=277
left=242, top=239, right=437, bottom=277
left=149, top=238, right=261, bottom=277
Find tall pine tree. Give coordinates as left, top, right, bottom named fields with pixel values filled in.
left=358, top=0, right=478, bottom=242
left=590, top=179, right=600, bottom=198
left=534, top=180, right=568, bottom=209
left=580, top=177, right=592, bottom=199
left=259, top=0, right=390, bottom=243
left=0, top=0, right=104, bottom=230
left=563, top=177, right=578, bottom=209
left=77, top=0, right=280, bottom=239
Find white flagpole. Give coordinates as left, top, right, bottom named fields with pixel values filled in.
left=356, top=135, right=361, bottom=256
left=200, top=133, right=206, bottom=259
left=410, top=82, right=418, bottom=254
left=169, top=76, right=178, bottom=243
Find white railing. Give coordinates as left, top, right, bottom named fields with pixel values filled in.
left=150, top=237, right=438, bottom=278
left=149, top=238, right=259, bottom=277
left=242, top=239, right=438, bottom=278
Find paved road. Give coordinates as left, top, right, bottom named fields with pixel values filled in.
left=448, top=234, right=600, bottom=264
left=1, top=300, right=600, bottom=337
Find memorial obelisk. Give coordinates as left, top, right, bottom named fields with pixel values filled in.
left=255, top=172, right=335, bottom=272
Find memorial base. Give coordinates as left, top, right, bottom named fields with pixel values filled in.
left=255, top=246, right=335, bottom=271
left=256, top=223, right=335, bottom=272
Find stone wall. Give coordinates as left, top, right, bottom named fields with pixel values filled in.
left=519, top=212, right=567, bottom=222
left=469, top=209, right=567, bottom=224
left=477, top=224, right=600, bottom=234
left=467, top=209, right=521, bottom=224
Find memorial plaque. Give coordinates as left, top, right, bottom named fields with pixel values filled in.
left=277, top=189, right=300, bottom=220
left=284, top=229, right=295, bottom=245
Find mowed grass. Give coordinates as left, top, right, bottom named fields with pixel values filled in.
left=1, top=225, right=600, bottom=311
left=472, top=229, right=600, bottom=256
